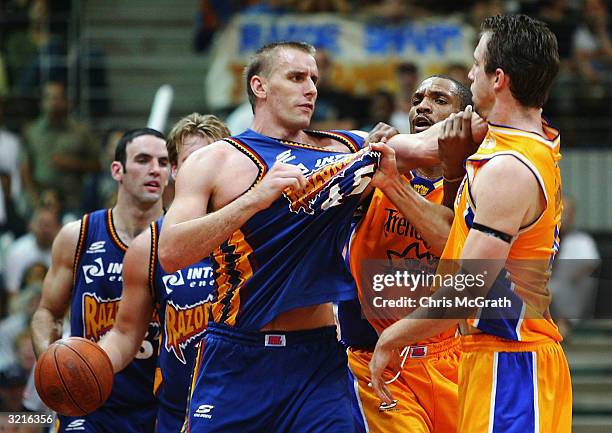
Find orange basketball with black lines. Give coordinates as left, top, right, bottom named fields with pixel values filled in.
left=34, top=337, right=113, bottom=416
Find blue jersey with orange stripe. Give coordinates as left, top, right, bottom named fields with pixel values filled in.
left=70, top=209, right=159, bottom=409
left=150, top=217, right=215, bottom=431
left=210, top=128, right=377, bottom=330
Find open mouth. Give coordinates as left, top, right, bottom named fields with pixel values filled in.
left=144, top=181, right=160, bottom=191
left=412, top=116, right=433, bottom=132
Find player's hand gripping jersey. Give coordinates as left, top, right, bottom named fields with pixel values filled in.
left=210, top=129, right=378, bottom=330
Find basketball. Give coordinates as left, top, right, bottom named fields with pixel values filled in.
left=34, top=337, right=114, bottom=416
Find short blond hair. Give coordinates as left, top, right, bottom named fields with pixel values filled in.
left=166, top=113, right=230, bottom=165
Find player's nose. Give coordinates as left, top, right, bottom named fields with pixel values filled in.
left=416, top=99, right=432, bottom=113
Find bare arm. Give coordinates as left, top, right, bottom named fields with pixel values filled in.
left=369, top=156, right=542, bottom=403
left=370, top=142, right=453, bottom=256
left=159, top=143, right=306, bottom=272
left=385, top=122, right=444, bottom=174
left=99, top=229, right=155, bottom=372
left=31, top=221, right=81, bottom=357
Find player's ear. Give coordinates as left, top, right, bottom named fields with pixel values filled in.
left=493, top=68, right=505, bottom=90
left=251, top=75, right=267, bottom=100
left=110, top=161, right=124, bottom=182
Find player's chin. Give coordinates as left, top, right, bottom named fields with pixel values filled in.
left=140, top=192, right=163, bottom=203
left=292, top=112, right=312, bottom=128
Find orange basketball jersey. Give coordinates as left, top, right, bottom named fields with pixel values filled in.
left=350, top=171, right=456, bottom=342
left=441, top=122, right=563, bottom=343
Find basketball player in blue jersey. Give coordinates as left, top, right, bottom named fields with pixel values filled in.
left=31, top=128, right=170, bottom=433
left=158, top=41, right=478, bottom=433
left=96, top=113, right=230, bottom=433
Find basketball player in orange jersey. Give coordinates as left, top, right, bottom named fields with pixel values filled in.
left=342, top=75, right=474, bottom=433
left=158, top=42, right=483, bottom=432
left=31, top=129, right=170, bottom=433
left=370, top=14, right=571, bottom=433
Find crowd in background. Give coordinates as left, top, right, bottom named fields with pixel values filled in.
left=0, top=0, right=609, bottom=413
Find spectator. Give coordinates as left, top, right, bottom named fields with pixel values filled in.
left=193, top=0, right=239, bottom=52
left=21, top=81, right=99, bottom=214
left=444, top=63, right=471, bottom=88
left=538, top=0, right=581, bottom=117
left=550, top=196, right=601, bottom=338
left=292, top=0, right=351, bottom=13
left=3, top=208, right=58, bottom=296
left=310, top=49, right=360, bottom=130
left=0, top=97, right=26, bottom=237
left=82, top=127, right=127, bottom=212
left=225, top=100, right=254, bottom=135
left=390, top=62, right=419, bottom=133
left=573, top=0, right=612, bottom=85
left=0, top=330, right=36, bottom=412
left=0, top=172, right=26, bottom=243
left=361, top=89, right=395, bottom=131
left=4, top=0, right=67, bottom=102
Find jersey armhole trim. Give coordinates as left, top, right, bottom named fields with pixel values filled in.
left=148, top=221, right=158, bottom=303
left=71, top=214, right=90, bottom=290
left=223, top=137, right=268, bottom=191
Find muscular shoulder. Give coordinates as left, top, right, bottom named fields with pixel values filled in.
left=476, top=155, right=540, bottom=192
left=51, top=220, right=84, bottom=266
left=473, top=155, right=542, bottom=230
left=177, top=138, right=261, bottom=210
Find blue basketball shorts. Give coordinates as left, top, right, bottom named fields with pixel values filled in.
left=184, top=322, right=355, bottom=433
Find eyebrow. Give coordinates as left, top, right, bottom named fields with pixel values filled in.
left=133, top=153, right=169, bottom=161
left=287, top=69, right=318, bottom=80
left=413, top=89, right=453, bottom=98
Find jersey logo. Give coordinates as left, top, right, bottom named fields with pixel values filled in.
left=387, top=243, right=436, bottom=262
left=194, top=404, right=214, bottom=419
left=162, top=266, right=215, bottom=295
left=276, top=149, right=296, bottom=163
left=65, top=419, right=86, bottom=431
left=283, top=149, right=377, bottom=215
left=277, top=150, right=308, bottom=172
left=82, top=292, right=121, bottom=341
left=86, top=240, right=106, bottom=254
left=164, top=297, right=212, bottom=364
left=82, top=257, right=105, bottom=284
left=162, top=271, right=185, bottom=294
left=264, top=334, right=286, bottom=347
left=81, top=258, right=123, bottom=284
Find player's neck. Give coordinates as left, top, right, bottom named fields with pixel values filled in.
left=487, top=99, right=544, bottom=136
left=251, top=114, right=310, bottom=143
left=111, top=197, right=164, bottom=245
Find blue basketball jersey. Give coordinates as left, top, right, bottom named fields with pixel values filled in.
left=70, top=209, right=159, bottom=409
left=150, top=217, right=215, bottom=432
left=210, top=129, right=378, bottom=330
